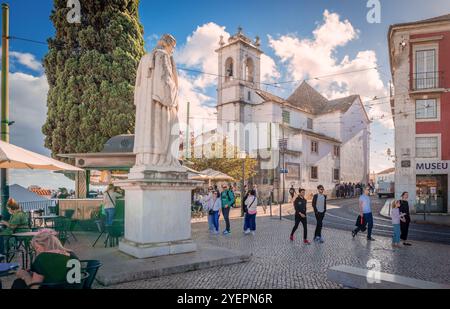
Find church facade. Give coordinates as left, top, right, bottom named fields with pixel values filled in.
left=212, top=29, right=371, bottom=200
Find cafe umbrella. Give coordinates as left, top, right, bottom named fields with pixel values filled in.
left=0, top=140, right=82, bottom=171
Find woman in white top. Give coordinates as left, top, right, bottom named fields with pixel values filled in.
left=391, top=200, right=405, bottom=248
left=210, top=191, right=222, bottom=234
left=202, top=187, right=215, bottom=233
left=244, top=190, right=258, bottom=235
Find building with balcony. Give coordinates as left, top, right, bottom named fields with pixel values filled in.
left=388, top=14, right=450, bottom=214
left=215, top=28, right=371, bottom=200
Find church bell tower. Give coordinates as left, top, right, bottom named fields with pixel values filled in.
left=216, top=27, right=263, bottom=133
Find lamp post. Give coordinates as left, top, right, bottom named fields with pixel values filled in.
left=239, top=151, right=246, bottom=218
left=1, top=3, right=10, bottom=220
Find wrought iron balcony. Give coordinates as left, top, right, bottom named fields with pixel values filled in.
left=412, top=71, right=444, bottom=91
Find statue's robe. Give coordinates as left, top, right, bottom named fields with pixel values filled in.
left=133, top=48, right=181, bottom=169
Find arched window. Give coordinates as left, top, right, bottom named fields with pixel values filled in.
left=225, top=57, right=234, bottom=82
left=245, top=57, right=254, bottom=82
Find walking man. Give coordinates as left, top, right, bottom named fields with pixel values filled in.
left=221, top=184, right=235, bottom=235
left=312, top=185, right=327, bottom=243
left=352, top=187, right=375, bottom=241
left=290, top=188, right=310, bottom=245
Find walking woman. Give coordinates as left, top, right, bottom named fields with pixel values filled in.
left=243, top=190, right=258, bottom=235
left=390, top=200, right=404, bottom=248
left=290, top=188, right=310, bottom=245
left=399, top=192, right=412, bottom=246
left=211, top=190, right=222, bottom=235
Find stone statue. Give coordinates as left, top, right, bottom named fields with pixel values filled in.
left=133, top=34, right=182, bottom=172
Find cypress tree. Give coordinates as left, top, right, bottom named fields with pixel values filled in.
left=43, top=0, right=145, bottom=157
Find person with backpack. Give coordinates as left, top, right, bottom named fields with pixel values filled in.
left=290, top=188, right=310, bottom=245
left=312, top=185, right=327, bottom=243
left=221, top=184, right=235, bottom=235
left=243, top=190, right=258, bottom=235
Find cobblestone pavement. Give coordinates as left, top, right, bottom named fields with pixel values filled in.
left=97, top=216, right=450, bottom=289
left=289, top=197, right=450, bottom=245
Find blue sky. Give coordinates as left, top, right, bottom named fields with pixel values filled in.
left=1, top=0, right=450, bottom=189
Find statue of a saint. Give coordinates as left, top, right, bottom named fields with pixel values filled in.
left=133, top=34, right=181, bottom=171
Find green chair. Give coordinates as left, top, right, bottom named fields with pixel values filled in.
left=105, top=220, right=124, bottom=248
left=53, top=217, right=71, bottom=245
left=63, top=210, right=78, bottom=242
left=28, top=271, right=89, bottom=289
left=80, top=260, right=102, bottom=289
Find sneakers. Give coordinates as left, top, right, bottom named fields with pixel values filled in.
left=303, top=240, right=311, bottom=245
left=244, top=229, right=251, bottom=235
left=223, top=230, right=231, bottom=236
left=352, top=230, right=357, bottom=238
left=367, top=237, right=376, bottom=241
left=403, top=242, right=412, bottom=246
left=289, top=235, right=295, bottom=242
left=314, top=237, right=325, bottom=244
left=251, top=231, right=255, bottom=236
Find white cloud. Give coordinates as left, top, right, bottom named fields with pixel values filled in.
left=10, top=51, right=43, bottom=72
left=175, top=22, right=282, bottom=134
left=268, top=10, right=392, bottom=129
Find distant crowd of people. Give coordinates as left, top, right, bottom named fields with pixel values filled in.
left=334, top=182, right=375, bottom=199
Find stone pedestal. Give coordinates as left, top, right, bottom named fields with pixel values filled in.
left=118, top=169, right=198, bottom=259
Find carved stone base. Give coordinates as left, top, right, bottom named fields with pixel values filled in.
left=116, top=169, right=199, bottom=259
left=119, top=238, right=197, bottom=259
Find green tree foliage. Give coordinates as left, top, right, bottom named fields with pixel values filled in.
left=188, top=143, right=258, bottom=182
left=43, top=0, right=145, bottom=157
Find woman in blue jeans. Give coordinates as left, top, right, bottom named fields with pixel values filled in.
left=103, top=184, right=120, bottom=226
left=211, top=191, right=222, bottom=235
left=243, top=190, right=258, bottom=235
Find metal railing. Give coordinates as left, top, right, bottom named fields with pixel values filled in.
left=18, top=199, right=58, bottom=215
left=412, top=71, right=444, bottom=91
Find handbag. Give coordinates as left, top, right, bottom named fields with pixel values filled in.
left=244, top=196, right=256, bottom=214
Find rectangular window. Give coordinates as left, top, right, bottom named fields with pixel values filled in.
left=416, top=137, right=438, bottom=158
left=248, top=91, right=251, bottom=102
left=416, top=99, right=437, bottom=119
left=307, top=118, right=313, bottom=130
left=333, top=169, right=340, bottom=182
left=282, top=110, right=290, bottom=124
left=311, top=141, right=319, bottom=154
left=415, top=49, right=437, bottom=89
left=310, top=166, right=318, bottom=180
left=333, top=145, right=340, bottom=157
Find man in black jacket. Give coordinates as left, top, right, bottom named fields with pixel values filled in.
left=290, top=188, right=310, bottom=245
left=312, top=185, right=327, bottom=243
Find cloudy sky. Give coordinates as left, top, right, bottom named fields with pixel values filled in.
left=2, top=0, right=450, bottom=189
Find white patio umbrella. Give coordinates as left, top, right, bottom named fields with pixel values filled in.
left=0, top=140, right=82, bottom=171
left=190, top=168, right=235, bottom=186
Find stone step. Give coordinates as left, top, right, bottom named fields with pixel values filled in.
left=328, top=265, right=450, bottom=289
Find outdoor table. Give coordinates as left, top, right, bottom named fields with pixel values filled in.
left=12, top=232, right=40, bottom=269
left=34, top=215, right=59, bottom=228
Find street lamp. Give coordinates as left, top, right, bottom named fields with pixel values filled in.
left=239, top=151, right=246, bottom=217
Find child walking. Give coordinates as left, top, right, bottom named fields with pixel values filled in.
left=391, top=200, right=405, bottom=248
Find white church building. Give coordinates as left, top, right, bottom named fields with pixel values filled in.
left=206, top=29, right=371, bottom=200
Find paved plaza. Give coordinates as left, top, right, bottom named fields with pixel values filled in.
left=96, top=215, right=450, bottom=289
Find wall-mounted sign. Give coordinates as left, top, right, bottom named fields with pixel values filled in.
left=401, top=160, right=411, bottom=168
left=416, top=161, right=450, bottom=174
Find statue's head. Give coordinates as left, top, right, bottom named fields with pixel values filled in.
left=158, top=34, right=177, bottom=54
